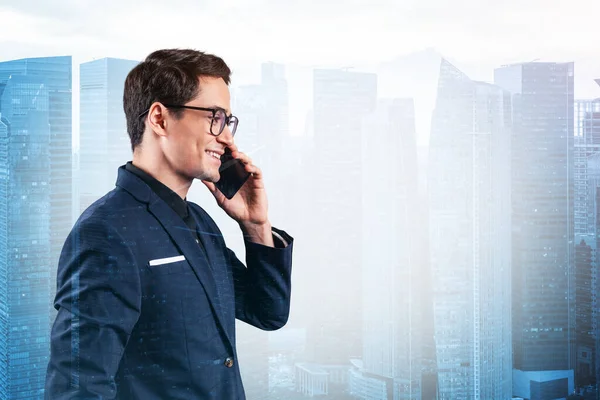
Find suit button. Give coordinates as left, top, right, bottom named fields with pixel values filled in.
left=224, top=357, right=234, bottom=368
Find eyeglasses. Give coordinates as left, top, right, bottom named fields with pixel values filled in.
left=139, top=104, right=239, bottom=137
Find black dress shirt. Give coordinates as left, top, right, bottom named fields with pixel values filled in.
left=125, top=161, right=198, bottom=236
left=125, top=161, right=287, bottom=248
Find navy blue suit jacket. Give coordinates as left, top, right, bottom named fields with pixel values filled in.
left=44, top=165, right=294, bottom=399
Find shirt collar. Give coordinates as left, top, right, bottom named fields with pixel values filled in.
left=125, top=161, right=189, bottom=220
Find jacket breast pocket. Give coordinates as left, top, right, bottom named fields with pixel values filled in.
left=146, top=258, right=214, bottom=319
left=147, top=255, right=188, bottom=275
left=141, top=255, right=214, bottom=337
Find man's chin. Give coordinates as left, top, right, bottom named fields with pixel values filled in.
left=195, top=171, right=220, bottom=182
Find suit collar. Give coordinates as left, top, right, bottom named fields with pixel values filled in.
left=124, top=161, right=189, bottom=220
left=115, top=164, right=153, bottom=204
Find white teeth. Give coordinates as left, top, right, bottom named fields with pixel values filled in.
left=206, top=151, right=220, bottom=160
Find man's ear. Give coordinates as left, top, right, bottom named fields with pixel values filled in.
left=147, top=102, right=168, bottom=135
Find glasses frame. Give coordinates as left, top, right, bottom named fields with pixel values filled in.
left=138, top=104, right=238, bottom=137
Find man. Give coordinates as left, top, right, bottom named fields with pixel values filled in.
left=44, top=49, right=293, bottom=399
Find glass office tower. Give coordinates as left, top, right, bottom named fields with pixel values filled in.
left=495, top=61, right=575, bottom=399
left=429, top=59, right=513, bottom=399
left=0, top=56, right=72, bottom=400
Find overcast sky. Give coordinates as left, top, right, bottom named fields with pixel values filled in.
left=2, top=0, right=598, bottom=65
left=1, top=0, right=599, bottom=145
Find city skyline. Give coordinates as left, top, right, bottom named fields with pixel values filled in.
left=0, top=46, right=599, bottom=400
left=0, top=49, right=597, bottom=151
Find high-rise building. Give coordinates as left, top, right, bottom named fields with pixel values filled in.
left=574, top=94, right=600, bottom=239
left=229, top=63, right=289, bottom=398
left=232, top=84, right=263, bottom=153
left=79, top=58, right=139, bottom=213
left=72, top=149, right=79, bottom=225
left=260, top=62, right=288, bottom=176
left=429, top=60, right=513, bottom=399
left=572, top=81, right=600, bottom=390
left=0, top=56, right=72, bottom=327
left=0, top=56, right=72, bottom=399
left=416, top=146, right=439, bottom=400
left=229, top=82, right=270, bottom=398
left=595, top=184, right=600, bottom=397
left=306, top=68, right=377, bottom=371
left=495, top=61, right=575, bottom=399
left=349, top=98, right=422, bottom=399
left=575, top=238, right=594, bottom=387
left=231, top=63, right=289, bottom=218
left=0, top=73, right=52, bottom=399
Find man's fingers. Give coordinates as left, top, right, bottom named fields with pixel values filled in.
left=227, top=143, right=239, bottom=154
left=245, top=164, right=262, bottom=178
left=232, top=150, right=252, bottom=165
left=201, top=180, right=216, bottom=192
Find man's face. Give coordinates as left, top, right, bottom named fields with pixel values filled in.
left=161, top=76, right=233, bottom=183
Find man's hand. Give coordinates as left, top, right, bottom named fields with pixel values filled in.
left=201, top=144, right=274, bottom=246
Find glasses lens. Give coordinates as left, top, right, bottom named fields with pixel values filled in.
left=211, top=109, right=226, bottom=136
left=228, top=116, right=238, bottom=137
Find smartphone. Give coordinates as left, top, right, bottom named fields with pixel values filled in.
left=215, top=147, right=251, bottom=200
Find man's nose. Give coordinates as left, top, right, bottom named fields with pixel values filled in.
left=216, top=126, right=234, bottom=147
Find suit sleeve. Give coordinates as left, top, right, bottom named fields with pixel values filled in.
left=44, top=217, right=141, bottom=399
left=230, top=227, right=294, bottom=331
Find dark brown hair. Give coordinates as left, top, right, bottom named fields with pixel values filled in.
left=123, top=49, right=231, bottom=152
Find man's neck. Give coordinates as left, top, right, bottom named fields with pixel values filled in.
left=131, top=155, right=192, bottom=201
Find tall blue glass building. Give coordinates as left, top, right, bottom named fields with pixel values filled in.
left=0, top=56, right=72, bottom=331
left=575, top=94, right=600, bottom=239
left=79, top=57, right=138, bottom=214
left=428, top=59, right=513, bottom=399
left=495, top=62, right=575, bottom=399
left=0, top=72, right=55, bottom=399
left=349, top=98, right=422, bottom=399
left=292, top=68, right=377, bottom=397
left=308, top=69, right=377, bottom=365
left=0, top=56, right=71, bottom=399
left=572, top=82, right=600, bottom=389
left=228, top=63, right=289, bottom=398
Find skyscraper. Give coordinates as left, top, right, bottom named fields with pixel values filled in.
left=0, top=56, right=72, bottom=331
left=575, top=238, right=594, bottom=388
left=229, top=63, right=289, bottom=398
left=0, top=56, right=72, bottom=399
left=349, top=98, right=422, bottom=399
left=231, top=63, right=289, bottom=216
left=429, top=60, right=513, bottom=399
left=230, top=82, right=271, bottom=399
left=307, top=68, right=377, bottom=372
left=572, top=81, right=600, bottom=390
left=0, top=73, right=52, bottom=399
left=260, top=62, right=288, bottom=174
left=495, top=61, right=575, bottom=399
left=79, top=57, right=139, bottom=213
left=574, top=93, right=600, bottom=239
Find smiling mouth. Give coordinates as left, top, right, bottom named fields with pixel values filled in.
left=206, top=150, right=222, bottom=161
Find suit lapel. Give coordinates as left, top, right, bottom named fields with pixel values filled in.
left=115, top=165, right=234, bottom=348
left=188, top=206, right=234, bottom=324
left=146, top=197, right=234, bottom=348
